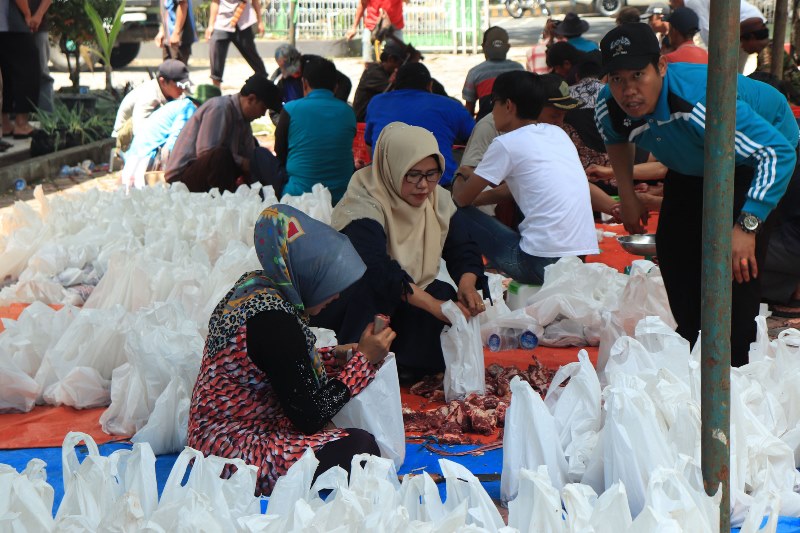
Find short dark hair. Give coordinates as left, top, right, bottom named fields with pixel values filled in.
left=546, top=41, right=583, bottom=68
left=577, top=59, right=603, bottom=80
left=334, top=70, right=352, bottom=101
left=394, top=62, right=432, bottom=91
left=240, top=74, right=282, bottom=111
left=616, top=6, right=642, bottom=24
left=491, top=70, right=545, bottom=120
left=301, top=55, right=338, bottom=91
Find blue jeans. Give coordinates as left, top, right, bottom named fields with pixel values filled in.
left=459, top=206, right=558, bottom=284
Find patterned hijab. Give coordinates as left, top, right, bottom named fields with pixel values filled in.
left=331, top=122, right=456, bottom=289
left=208, top=205, right=366, bottom=384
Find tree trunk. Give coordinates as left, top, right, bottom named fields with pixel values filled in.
left=105, top=65, right=113, bottom=93
left=68, top=51, right=80, bottom=89
left=794, top=0, right=800, bottom=53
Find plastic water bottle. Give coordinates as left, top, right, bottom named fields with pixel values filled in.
left=518, top=329, right=539, bottom=350
left=59, top=165, right=90, bottom=178
left=486, top=328, right=519, bottom=352
left=13, top=178, right=26, bottom=191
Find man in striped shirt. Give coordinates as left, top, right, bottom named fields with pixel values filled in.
left=595, top=23, right=798, bottom=366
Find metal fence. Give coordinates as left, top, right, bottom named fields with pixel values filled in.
left=263, top=0, right=486, bottom=53
left=751, top=0, right=774, bottom=23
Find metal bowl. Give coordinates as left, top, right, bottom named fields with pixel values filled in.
left=617, top=234, right=657, bottom=256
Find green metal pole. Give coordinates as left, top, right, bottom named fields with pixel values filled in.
left=701, top=0, right=738, bottom=528
left=289, top=0, right=297, bottom=46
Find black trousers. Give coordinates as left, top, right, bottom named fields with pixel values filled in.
left=656, top=167, right=773, bottom=367
left=313, top=428, right=380, bottom=484
left=312, top=279, right=456, bottom=373
left=0, top=32, right=40, bottom=114
left=209, top=26, right=266, bottom=82
left=170, top=146, right=285, bottom=194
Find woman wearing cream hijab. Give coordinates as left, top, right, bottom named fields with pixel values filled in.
left=312, top=122, right=486, bottom=381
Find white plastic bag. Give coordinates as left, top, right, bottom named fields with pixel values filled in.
left=440, top=459, right=504, bottom=531
left=0, top=460, right=55, bottom=532
left=616, top=261, right=676, bottom=335
left=55, top=432, right=122, bottom=530
left=589, top=482, right=632, bottom=533
left=508, top=466, right=564, bottom=532
left=526, top=257, right=628, bottom=328
left=501, top=376, right=569, bottom=503
left=440, top=301, right=485, bottom=402
left=332, top=354, right=405, bottom=468
left=148, top=447, right=255, bottom=530
left=399, top=472, right=446, bottom=523
left=584, top=375, right=676, bottom=517
left=541, top=317, right=589, bottom=347
left=130, top=377, right=191, bottom=455
left=561, top=483, right=597, bottom=532
left=266, top=448, right=318, bottom=518
left=544, top=350, right=601, bottom=480
left=279, top=183, right=334, bottom=224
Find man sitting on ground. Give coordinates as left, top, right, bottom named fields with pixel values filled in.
left=121, top=85, right=221, bottom=189
left=352, top=38, right=422, bottom=121
left=112, top=59, right=191, bottom=152
left=664, top=7, right=707, bottom=64
left=364, top=62, right=475, bottom=186
left=274, top=55, right=356, bottom=203
left=166, top=74, right=285, bottom=194
left=462, top=26, right=524, bottom=121
left=452, top=70, right=598, bottom=285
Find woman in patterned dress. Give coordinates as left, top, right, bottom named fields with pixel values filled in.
left=188, top=204, right=396, bottom=496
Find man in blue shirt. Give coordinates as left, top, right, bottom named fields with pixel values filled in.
left=155, top=0, right=198, bottom=64
left=595, top=23, right=799, bottom=366
left=274, top=55, right=356, bottom=203
left=365, top=63, right=475, bottom=186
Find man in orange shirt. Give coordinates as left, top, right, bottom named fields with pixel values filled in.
left=663, top=7, right=708, bottom=64
left=345, top=0, right=405, bottom=65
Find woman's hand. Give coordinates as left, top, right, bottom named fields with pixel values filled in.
left=333, top=343, right=358, bottom=362
left=357, top=323, right=396, bottom=365
left=457, top=273, right=485, bottom=317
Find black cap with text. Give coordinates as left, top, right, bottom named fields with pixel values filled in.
left=600, top=23, right=661, bottom=74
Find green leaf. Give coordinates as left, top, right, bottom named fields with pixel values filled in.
left=107, top=0, right=126, bottom=55
left=84, top=1, right=109, bottom=56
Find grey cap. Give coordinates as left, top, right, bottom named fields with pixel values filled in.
left=641, top=2, right=671, bottom=19
left=157, top=59, right=191, bottom=84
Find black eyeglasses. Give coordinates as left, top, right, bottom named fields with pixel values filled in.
left=404, top=169, right=442, bottom=184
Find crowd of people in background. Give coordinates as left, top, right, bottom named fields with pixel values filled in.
left=3, top=0, right=800, bottom=498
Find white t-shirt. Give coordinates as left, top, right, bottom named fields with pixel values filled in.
left=112, top=79, right=168, bottom=137
left=474, top=123, right=598, bottom=258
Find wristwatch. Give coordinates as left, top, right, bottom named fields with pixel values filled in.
left=736, top=212, right=762, bottom=234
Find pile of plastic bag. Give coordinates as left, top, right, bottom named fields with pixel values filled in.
left=478, top=258, right=676, bottom=348
left=501, top=315, right=800, bottom=529
left=0, top=432, right=508, bottom=532
left=0, top=182, right=338, bottom=455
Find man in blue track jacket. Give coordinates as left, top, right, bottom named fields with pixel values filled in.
left=595, top=23, right=799, bottom=366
